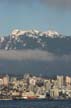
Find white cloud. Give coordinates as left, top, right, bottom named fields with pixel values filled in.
left=0, top=50, right=71, bottom=62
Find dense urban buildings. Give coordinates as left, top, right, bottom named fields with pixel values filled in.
left=0, top=74, right=71, bottom=100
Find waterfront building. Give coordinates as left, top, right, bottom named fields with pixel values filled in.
left=29, top=76, right=37, bottom=92
left=12, top=90, right=20, bottom=97
left=53, top=80, right=58, bottom=88
left=3, top=75, right=9, bottom=87
left=66, top=76, right=71, bottom=88
left=50, top=87, right=59, bottom=98
left=0, top=78, right=3, bottom=86
left=57, top=75, right=64, bottom=88
left=29, top=76, right=36, bottom=86
left=44, top=79, right=51, bottom=91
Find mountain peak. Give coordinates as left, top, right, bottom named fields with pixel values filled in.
left=0, top=29, right=70, bottom=53
left=11, top=29, right=61, bottom=38
left=43, top=30, right=60, bottom=38
left=11, top=29, right=27, bottom=37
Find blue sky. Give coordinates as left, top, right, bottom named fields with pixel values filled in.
left=0, top=0, right=71, bottom=36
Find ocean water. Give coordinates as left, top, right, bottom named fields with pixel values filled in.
left=0, top=100, right=71, bottom=108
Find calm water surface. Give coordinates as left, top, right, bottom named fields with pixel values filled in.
left=0, top=100, right=71, bottom=108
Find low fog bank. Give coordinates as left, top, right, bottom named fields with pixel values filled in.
left=0, top=50, right=71, bottom=61
left=0, top=50, right=70, bottom=77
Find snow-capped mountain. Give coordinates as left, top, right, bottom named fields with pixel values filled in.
left=11, top=29, right=40, bottom=39
left=11, top=29, right=60, bottom=38
left=0, top=29, right=71, bottom=54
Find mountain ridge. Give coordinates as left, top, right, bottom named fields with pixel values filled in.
left=0, top=29, right=71, bottom=54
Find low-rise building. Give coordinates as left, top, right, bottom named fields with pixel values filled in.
left=50, top=87, right=59, bottom=98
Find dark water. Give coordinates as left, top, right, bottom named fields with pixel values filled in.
left=0, top=100, right=71, bottom=108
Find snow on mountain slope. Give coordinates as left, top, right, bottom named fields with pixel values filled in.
left=0, top=29, right=70, bottom=54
